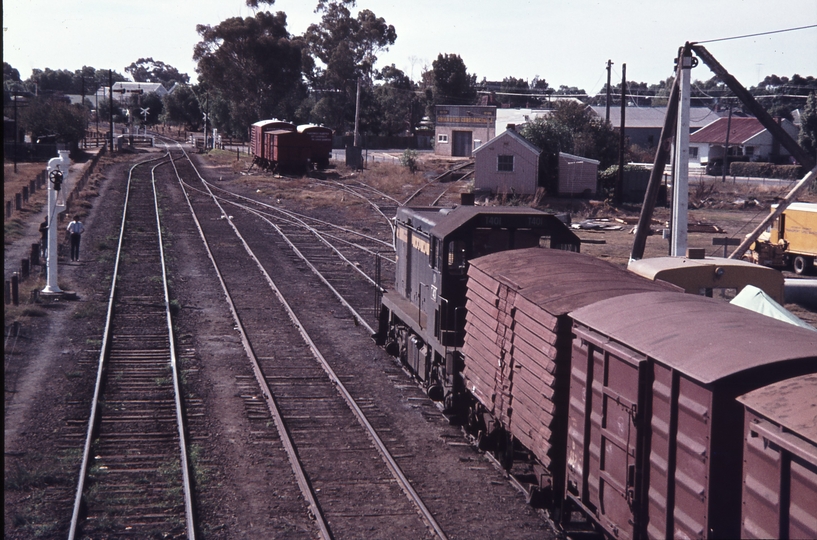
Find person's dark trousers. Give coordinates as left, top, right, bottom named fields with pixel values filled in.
left=70, top=233, right=81, bottom=261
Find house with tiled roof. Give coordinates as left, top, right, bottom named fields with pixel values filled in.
left=688, top=116, right=799, bottom=166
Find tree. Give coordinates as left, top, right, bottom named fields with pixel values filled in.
left=162, top=85, right=203, bottom=130
left=20, top=95, right=88, bottom=145
left=751, top=74, right=817, bottom=119
left=429, top=53, right=476, bottom=108
left=799, top=92, right=817, bottom=159
left=136, top=92, right=164, bottom=126
left=125, top=58, right=190, bottom=89
left=4, top=62, right=21, bottom=85
left=519, top=118, right=573, bottom=189
left=304, top=1, right=396, bottom=133
left=498, top=77, right=530, bottom=108
left=519, top=101, right=620, bottom=192
left=194, top=11, right=307, bottom=131
left=23, top=67, right=125, bottom=97
left=371, top=64, right=421, bottom=135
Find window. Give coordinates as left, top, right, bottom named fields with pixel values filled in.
left=497, top=154, right=514, bottom=172
left=437, top=134, right=449, bottom=143
left=745, top=146, right=754, bottom=156
left=689, top=147, right=699, bottom=158
left=447, top=240, right=467, bottom=275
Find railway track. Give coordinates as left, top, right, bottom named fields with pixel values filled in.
left=187, top=174, right=397, bottom=332
left=68, top=154, right=196, bottom=539
left=163, top=143, right=448, bottom=538
left=403, top=160, right=474, bottom=207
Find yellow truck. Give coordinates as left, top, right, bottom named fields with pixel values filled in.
left=748, top=202, right=817, bottom=275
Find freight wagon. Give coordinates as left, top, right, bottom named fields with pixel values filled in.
left=249, top=119, right=333, bottom=172
left=738, top=373, right=817, bottom=539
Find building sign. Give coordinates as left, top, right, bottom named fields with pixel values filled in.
left=436, top=106, right=496, bottom=128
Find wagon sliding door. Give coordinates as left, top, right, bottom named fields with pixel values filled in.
left=567, top=327, right=647, bottom=540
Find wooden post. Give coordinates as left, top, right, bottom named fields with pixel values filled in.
left=11, top=273, right=19, bottom=306
left=615, top=64, right=626, bottom=207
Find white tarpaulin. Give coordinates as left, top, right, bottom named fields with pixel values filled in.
left=730, top=285, right=817, bottom=331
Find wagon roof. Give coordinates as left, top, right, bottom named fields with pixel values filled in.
left=737, top=373, right=817, bottom=441
left=570, top=291, right=817, bottom=383
left=469, top=248, right=679, bottom=315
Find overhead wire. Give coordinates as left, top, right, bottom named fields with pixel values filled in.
left=694, top=24, right=817, bottom=44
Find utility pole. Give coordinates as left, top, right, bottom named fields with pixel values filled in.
left=671, top=44, right=696, bottom=257
left=615, top=64, right=626, bottom=207
left=354, top=77, right=361, bottom=147
left=605, top=59, right=613, bottom=125
left=109, top=70, right=114, bottom=152
left=12, top=91, right=21, bottom=173
left=721, top=105, right=732, bottom=182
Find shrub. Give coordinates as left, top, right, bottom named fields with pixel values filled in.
left=729, top=162, right=803, bottom=180
left=400, top=149, right=419, bottom=173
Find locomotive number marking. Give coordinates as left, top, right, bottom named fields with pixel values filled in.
left=412, top=236, right=430, bottom=256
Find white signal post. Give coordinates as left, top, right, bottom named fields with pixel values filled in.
left=43, top=150, right=70, bottom=294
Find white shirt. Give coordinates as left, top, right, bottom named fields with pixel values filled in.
left=67, top=221, right=85, bottom=235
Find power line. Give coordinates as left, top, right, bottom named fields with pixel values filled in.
left=694, top=24, right=817, bottom=44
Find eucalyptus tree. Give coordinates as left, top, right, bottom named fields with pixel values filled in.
left=194, top=11, right=308, bottom=130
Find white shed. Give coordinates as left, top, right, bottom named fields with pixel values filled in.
left=473, top=130, right=542, bottom=195
left=558, top=153, right=599, bottom=196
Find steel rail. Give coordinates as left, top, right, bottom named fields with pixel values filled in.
left=209, top=192, right=391, bottom=288
left=152, top=158, right=197, bottom=538
left=203, top=179, right=394, bottom=247
left=173, top=143, right=448, bottom=540
left=177, top=179, right=396, bottom=281
left=68, top=153, right=196, bottom=540
left=163, top=142, right=333, bottom=540
left=402, top=159, right=473, bottom=206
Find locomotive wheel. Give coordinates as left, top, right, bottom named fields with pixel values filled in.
left=793, top=255, right=813, bottom=275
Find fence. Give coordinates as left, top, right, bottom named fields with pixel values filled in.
left=5, top=146, right=106, bottom=222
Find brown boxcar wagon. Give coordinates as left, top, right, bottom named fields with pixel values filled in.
left=298, top=124, right=333, bottom=169
left=462, top=248, right=680, bottom=504
left=738, top=373, right=817, bottom=539
left=263, top=129, right=312, bottom=173
left=249, top=119, right=296, bottom=168
left=566, top=292, right=817, bottom=540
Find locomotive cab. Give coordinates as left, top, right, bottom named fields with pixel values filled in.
left=378, top=205, right=580, bottom=409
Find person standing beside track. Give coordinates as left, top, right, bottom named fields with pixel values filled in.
left=67, top=215, right=85, bottom=262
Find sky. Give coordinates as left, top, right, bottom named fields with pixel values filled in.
left=4, top=0, right=817, bottom=98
